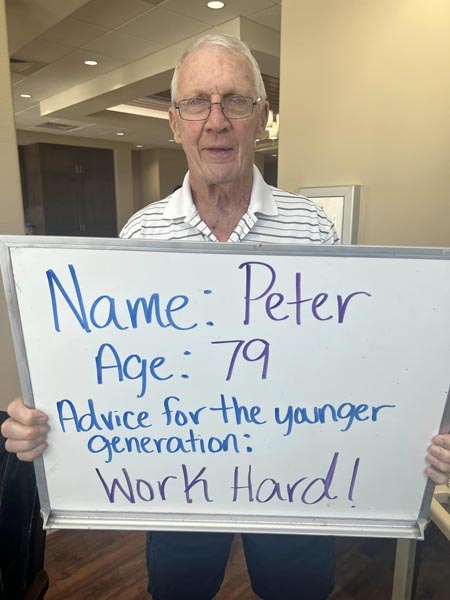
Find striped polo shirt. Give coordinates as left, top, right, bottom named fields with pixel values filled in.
left=120, top=165, right=338, bottom=245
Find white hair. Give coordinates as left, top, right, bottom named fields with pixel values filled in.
left=171, top=33, right=267, bottom=103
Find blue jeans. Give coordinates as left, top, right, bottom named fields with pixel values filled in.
left=146, top=531, right=335, bottom=600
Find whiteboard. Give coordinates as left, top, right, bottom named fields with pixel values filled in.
left=1, top=237, right=450, bottom=539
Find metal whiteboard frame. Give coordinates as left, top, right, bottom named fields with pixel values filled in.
left=1, top=236, right=450, bottom=540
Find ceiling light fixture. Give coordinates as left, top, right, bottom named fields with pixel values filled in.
left=107, top=104, right=169, bottom=121
left=116, top=132, right=125, bottom=136
left=266, top=112, right=279, bottom=140
left=136, top=144, right=143, bottom=148
left=84, top=60, right=98, bottom=66
left=20, top=93, right=32, bottom=98
left=207, top=1, right=225, bottom=9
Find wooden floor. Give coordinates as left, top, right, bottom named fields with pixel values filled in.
left=44, top=524, right=450, bottom=599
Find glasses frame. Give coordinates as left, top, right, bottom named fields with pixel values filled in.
left=174, top=95, right=261, bottom=121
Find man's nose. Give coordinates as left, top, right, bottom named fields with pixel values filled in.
left=205, top=102, right=230, bottom=130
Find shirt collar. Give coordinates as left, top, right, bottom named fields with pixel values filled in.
left=163, top=165, right=278, bottom=219
left=248, top=164, right=278, bottom=216
left=163, top=171, right=196, bottom=219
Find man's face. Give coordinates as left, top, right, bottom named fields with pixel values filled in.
left=169, top=46, right=268, bottom=188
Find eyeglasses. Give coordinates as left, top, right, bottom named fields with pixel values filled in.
left=174, top=94, right=260, bottom=121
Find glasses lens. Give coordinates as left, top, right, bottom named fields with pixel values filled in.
left=222, top=95, right=252, bottom=118
left=177, top=95, right=255, bottom=120
left=179, top=98, right=210, bottom=120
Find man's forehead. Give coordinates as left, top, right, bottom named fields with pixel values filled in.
left=177, top=46, right=253, bottom=90
left=182, top=45, right=241, bottom=63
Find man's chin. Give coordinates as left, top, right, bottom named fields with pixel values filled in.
left=202, top=165, right=238, bottom=186
left=189, top=160, right=252, bottom=188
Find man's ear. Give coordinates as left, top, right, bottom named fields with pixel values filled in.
left=255, top=101, right=270, bottom=140
left=169, top=107, right=182, bottom=144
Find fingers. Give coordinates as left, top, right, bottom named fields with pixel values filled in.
left=426, top=465, right=449, bottom=486
left=6, top=397, right=48, bottom=425
left=1, top=396, right=50, bottom=462
left=1, top=416, right=50, bottom=441
left=427, top=434, right=450, bottom=485
left=5, top=438, right=48, bottom=462
left=432, top=433, right=450, bottom=448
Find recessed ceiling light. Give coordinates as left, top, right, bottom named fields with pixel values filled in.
left=84, top=60, right=98, bottom=66
left=168, top=139, right=175, bottom=142
left=136, top=144, right=143, bottom=148
left=116, top=132, right=125, bottom=136
left=207, top=1, right=225, bottom=9
left=272, top=154, right=277, bottom=157
left=20, top=93, right=32, bottom=98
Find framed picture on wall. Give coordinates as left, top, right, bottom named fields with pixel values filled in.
left=299, top=185, right=360, bottom=244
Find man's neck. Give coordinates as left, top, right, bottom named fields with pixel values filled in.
left=190, top=177, right=253, bottom=242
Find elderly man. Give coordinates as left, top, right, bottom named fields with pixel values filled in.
left=2, top=34, right=450, bottom=600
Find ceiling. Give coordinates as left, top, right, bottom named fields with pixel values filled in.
left=7, top=0, right=281, bottom=150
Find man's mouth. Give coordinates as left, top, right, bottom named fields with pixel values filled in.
left=202, top=146, right=234, bottom=159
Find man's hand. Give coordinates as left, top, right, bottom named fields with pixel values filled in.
left=427, top=434, right=450, bottom=485
left=1, top=397, right=49, bottom=461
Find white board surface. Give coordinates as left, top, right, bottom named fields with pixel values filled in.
left=1, top=237, right=450, bottom=538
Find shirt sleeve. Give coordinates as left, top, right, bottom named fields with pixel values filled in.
left=317, top=206, right=339, bottom=245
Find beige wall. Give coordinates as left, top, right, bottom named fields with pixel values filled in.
left=113, top=144, right=134, bottom=230
left=279, top=0, right=450, bottom=246
left=136, top=147, right=188, bottom=208
left=0, top=0, right=23, bottom=410
left=139, top=149, right=162, bottom=207
left=132, top=150, right=142, bottom=211
left=158, top=148, right=188, bottom=199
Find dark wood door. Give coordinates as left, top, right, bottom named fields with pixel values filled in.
left=78, top=147, right=117, bottom=238
left=40, top=144, right=82, bottom=236
left=21, top=143, right=117, bottom=238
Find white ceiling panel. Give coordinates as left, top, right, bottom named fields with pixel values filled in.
left=84, top=31, right=163, bottom=61
left=248, top=5, right=281, bottom=31
left=13, top=39, right=74, bottom=64
left=118, top=7, right=209, bottom=45
left=6, top=0, right=92, bottom=54
left=42, top=117, right=95, bottom=128
left=10, top=72, right=28, bottom=85
left=64, top=123, right=121, bottom=137
left=71, top=0, right=154, bottom=28
left=7, top=0, right=282, bottom=148
left=28, top=125, right=91, bottom=136
left=89, top=110, right=172, bottom=132
left=44, top=48, right=130, bottom=79
left=163, top=0, right=276, bottom=26
left=70, top=128, right=115, bottom=137
left=89, top=111, right=172, bottom=143
left=13, top=98, right=40, bottom=116
left=13, top=72, right=82, bottom=104
left=84, top=124, right=172, bottom=146
left=14, top=104, right=51, bottom=126
left=39, top=17, right=107, bottom=47
left=12, top=49, right=128, bottom=104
